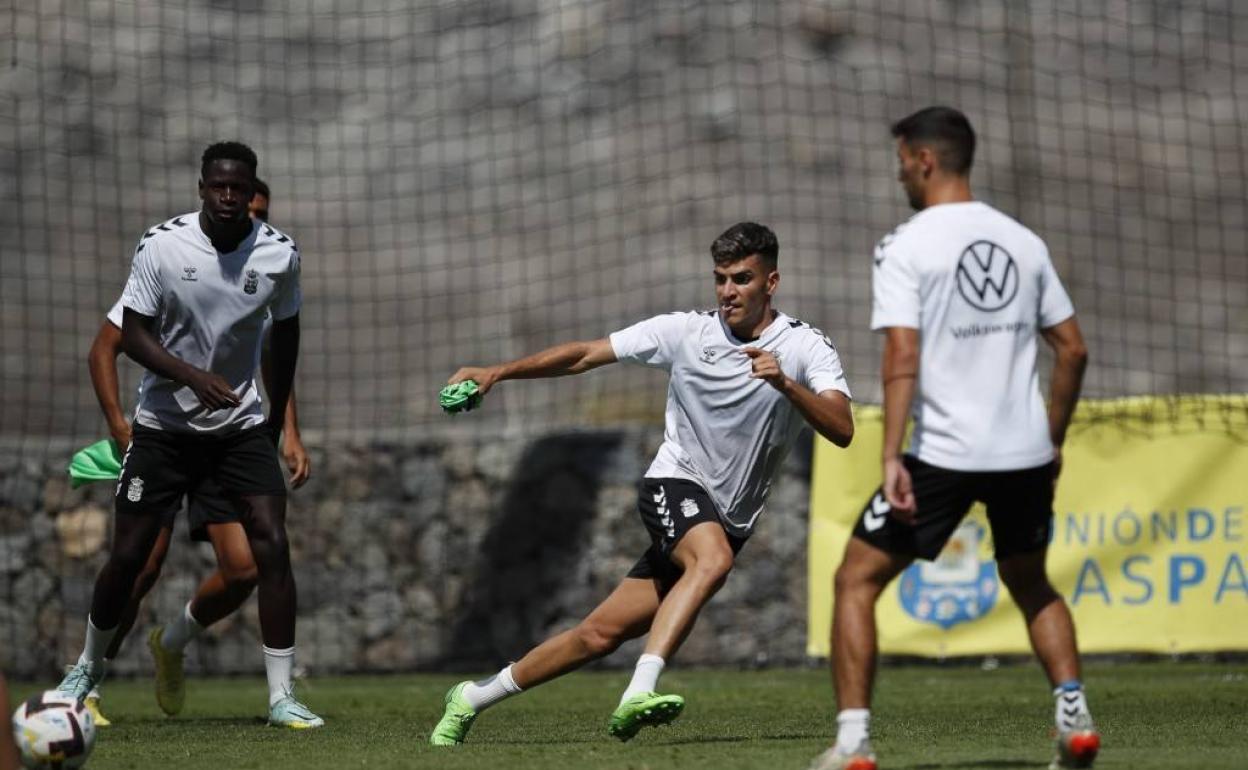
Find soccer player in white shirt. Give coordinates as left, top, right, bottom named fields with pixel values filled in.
left=809, top=107, right=1096, bottom=770
left=56, top=142, right=322, bottom=729
left=76, top=180, right=310, bottom=726
left=430, top=222, right=855, bottom=745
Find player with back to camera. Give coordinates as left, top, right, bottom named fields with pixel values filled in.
left=808, top=106, right=1097, bottom=770
left=56, top=143, right=322, bottom=729
left=75, top=178, right=311, bottom=726
left=429, top=222, right=856, bottom=745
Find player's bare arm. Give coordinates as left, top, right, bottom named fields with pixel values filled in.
left=261, top=338, right=310, bottom=486
left=880, top=326, right=919, bottom=517
left=87, top=320, right=132, bottom=449
left=265, top=314, right=300, bottom=442
left=448, top=338, right=618, bottom=395
left=1041, top=316, right=1089, bottom=479
left=743, top=347, right=854, bottom=447
left=121, top=308, right=241, bottom=411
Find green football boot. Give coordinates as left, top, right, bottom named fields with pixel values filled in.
left=147, top=626, right=186, bottom=716
left=430, top=682, right=477, bottom=746
left=607, top=691, right=685, bottom=742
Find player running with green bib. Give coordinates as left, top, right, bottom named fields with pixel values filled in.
left=430, top=222, right=855, bottom=745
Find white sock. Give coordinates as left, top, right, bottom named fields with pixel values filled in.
left=462, top=664, right=523, bottom=712
left=1054, top=684, right=1092, bottom=731
left=160, top=601, right=205, bottom=653
left=835, top=708, right=870, bottom=751
left=78, top=615, right=117, bottom=680
left=620, top=654, right=665, bottom=704
left=263, top=646, right=296, bottom=706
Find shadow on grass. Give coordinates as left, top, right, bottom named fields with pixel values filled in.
left=115, top=716, right=269, bottom=728
left=899, top=760, right=1039, bottom=769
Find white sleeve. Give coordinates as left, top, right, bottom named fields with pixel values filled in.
left=120, top=239, right=163, bottom=317
left=608, top=312, right=690, bottom=370
left=801, top=330, right=852, bottom=399
left=869, top=233, right=920, bottom=330
left=105, top=297, right=125, bottom=328
left=270, top=249, right=302, bottom=321
left=1037, top=247, right=1075, bottom=329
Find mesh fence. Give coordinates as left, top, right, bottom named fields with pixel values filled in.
left=4, top=0, right=1245, bottom=444
left=1, top=0, right=1247, bottom=674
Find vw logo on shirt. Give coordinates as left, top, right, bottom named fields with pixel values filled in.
left=955, top=240, right=1018, bottom=312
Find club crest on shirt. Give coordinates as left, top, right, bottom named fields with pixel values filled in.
left=243, top=269, right=259, bottom=295
left=898, top=518, right=998, bottom=630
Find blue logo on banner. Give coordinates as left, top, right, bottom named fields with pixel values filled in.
left=899, top=520, right=999, bottom=629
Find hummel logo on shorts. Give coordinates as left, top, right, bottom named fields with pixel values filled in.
left=863, top=493, right=889, bottom=532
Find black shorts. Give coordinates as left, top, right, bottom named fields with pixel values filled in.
left=117, top=424, right=286, bottom=538
left=852, top=455, right=1055, bottom=561
left=156, top=478, right=238, bottom=543
left=626, top=478, right=747, bottom=593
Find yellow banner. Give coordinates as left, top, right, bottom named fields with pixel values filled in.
left=808, top=395, right=1248, bottom=656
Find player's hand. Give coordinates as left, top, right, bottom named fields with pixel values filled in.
left=283, top=432, right=311, bottom=488
left=185, top=370, right=242, bottom=411
left=109, top=422, right=132, bottom=452
left=448, top=366, right=501, bottom=395
left=743, top=347, right=787, bottom=390
left=882, top=456, right=918, bottom=522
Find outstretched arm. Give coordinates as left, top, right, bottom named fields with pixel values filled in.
left=88, top=320, right=132, bottom=449
left=448, top=338, right=618, bottom=394
left=121, top=308, right=241, bottom=411
left=1041, top=316, right=1088, bottom=479
left=744, top=348, right=854, bottom=447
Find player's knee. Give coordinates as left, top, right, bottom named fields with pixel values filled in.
left=1004, top=576, right=1059, bottom=615
left=223, top=563, right=259, bottom=593
left=834, top=562, right=877, bottom=601
left=575, top=621, right=624, bottom=657
left=131, top=564, right=163, bottom=598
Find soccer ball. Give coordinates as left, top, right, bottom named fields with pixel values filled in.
left=10, top=691, right=96, bottom=769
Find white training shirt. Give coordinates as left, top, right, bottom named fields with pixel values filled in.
left=118, top=212, right=301, bottom=434
left=871, top=201, right=1075, bottom=471
left=610, top=310, right=851, bottom=537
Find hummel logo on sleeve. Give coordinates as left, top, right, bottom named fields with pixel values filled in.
left=863, top=493, right=890, bottom=532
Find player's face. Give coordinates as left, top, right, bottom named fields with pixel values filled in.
left=249, top=193, right=270, bottom=222
left=714, top=254, right=778, bottom=331
left=199, top=160, right=255, bottom=226
left=896, top=138, right=927, bottom=210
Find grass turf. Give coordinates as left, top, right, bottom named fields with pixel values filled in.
left=38, top=661, right=1247, bottom=769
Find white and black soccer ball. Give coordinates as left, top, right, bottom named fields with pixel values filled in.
left=10, top=691, right=96, bottom=769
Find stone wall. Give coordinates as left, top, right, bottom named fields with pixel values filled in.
left=0, top=429, right=816, bottom=678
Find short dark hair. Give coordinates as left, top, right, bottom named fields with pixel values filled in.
left=253, top=177, right=271, bottom=198
left=201, top=141, right=258, bottom=179
left=890, top=106, right=976, bottom=175
left=711, top=222, right=779, bottom=268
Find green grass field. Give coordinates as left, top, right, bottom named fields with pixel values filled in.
left=39, top=662, right=1247, bottom=769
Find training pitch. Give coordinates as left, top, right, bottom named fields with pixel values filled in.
left=36, top=662, right=1247, bottom=769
